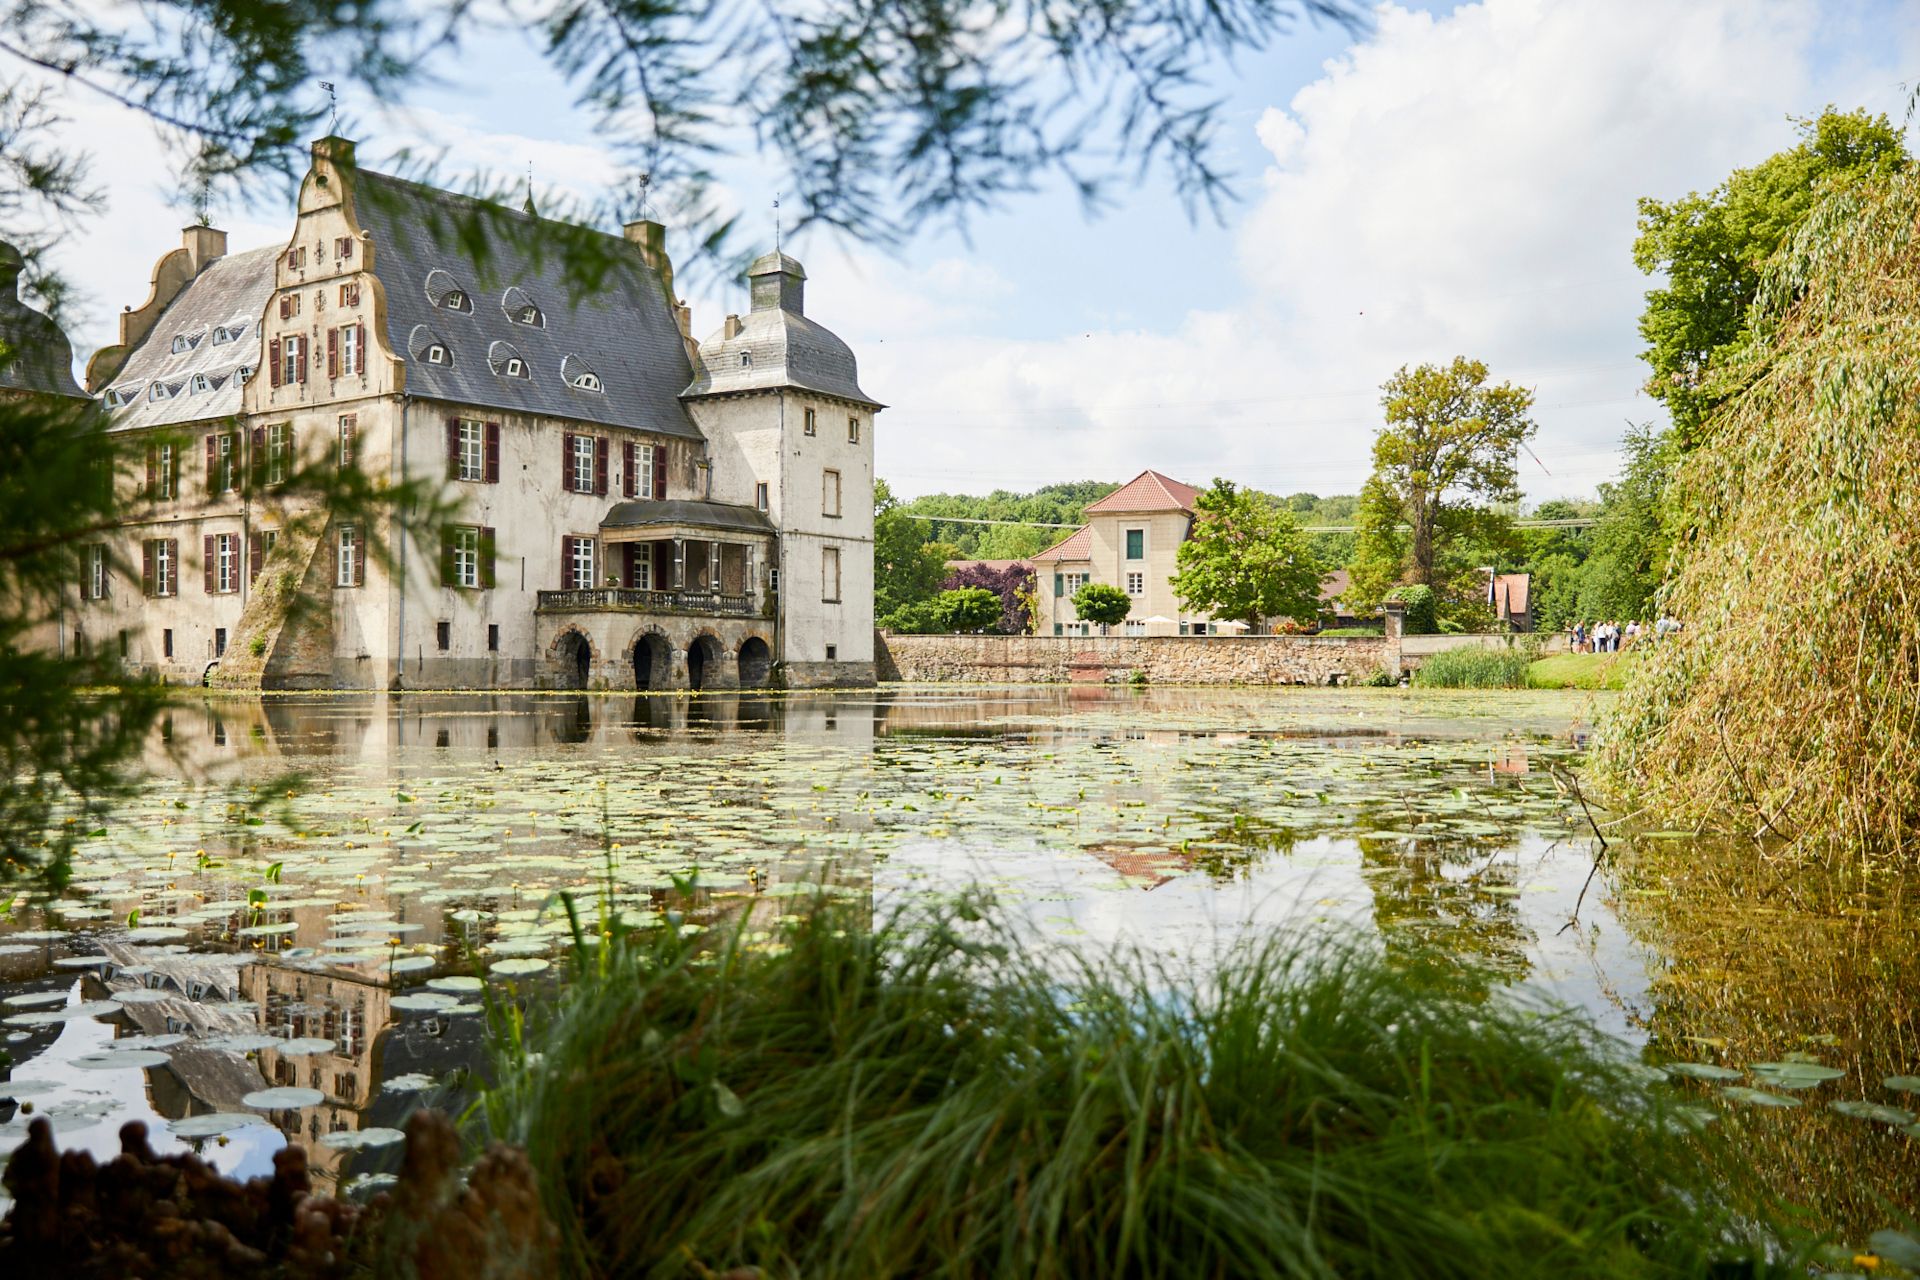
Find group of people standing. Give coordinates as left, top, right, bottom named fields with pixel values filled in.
left=1570, top=616, right=1681, bottom=653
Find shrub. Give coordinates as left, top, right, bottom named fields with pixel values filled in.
left=1072, top=581, right=1133, bottom=626
left=484, top=898, right=1775, bottom=1280
left=1412, top=644, right=1532, bottom=689
left=879, top=600, right=943, bottom=634
left=1361, top=667, right=1399, bottom=687
left=930, top=587, right=1003, bottom=632
left=1317, top=625, right=1384, bottom=637
left=941, top=562, right=1036, bottom=633
left=1385, top=584, right=1437, bottom=634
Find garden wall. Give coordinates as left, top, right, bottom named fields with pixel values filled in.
left=875, top=633, right=1397, bottom=686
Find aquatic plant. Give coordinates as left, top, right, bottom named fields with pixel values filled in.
left=1410, top=644, right=1532, bottom=689
left=483, top=897, right=1781, bottom=1279
left=1596, top=167, right=1920, bottom=859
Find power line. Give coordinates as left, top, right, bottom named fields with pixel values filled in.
left=903, top=514, right=1601, bottom=532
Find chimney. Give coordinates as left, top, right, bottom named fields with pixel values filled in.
left=676, top=301, right=692, bottom=339
left=748, top=253, right=805, bottom=315
left=624, top=219, right=676, bottom=300
left=722, top=314, right=743, bottom=341
left=311, top=135, right=357, bottom=167
left=181, top=225, right=228, bottom=276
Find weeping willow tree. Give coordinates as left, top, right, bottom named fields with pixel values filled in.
left=1594, top=168, right=1920, bottom=859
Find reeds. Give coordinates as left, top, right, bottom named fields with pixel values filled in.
left=1410, top=645, right=1534, bottom=688
left=481, top=897, right=1779, bottom=1279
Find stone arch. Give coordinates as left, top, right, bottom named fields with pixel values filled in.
left=548, top=627, right=593, bottom=690
left=686, top=632, right=726, bottom=691
left=737, top=635, right=773, bottom=688
left=631, top=628, right=674, bottom=691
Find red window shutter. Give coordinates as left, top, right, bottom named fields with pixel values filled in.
left=294, top=337, right=307, bottom=384
left=278, top=295, right=289, bottom=320
left=327, top=328, right=339, bottom=379
left=269, top=338, right=282, bottom=388
left=622, top=442, right=636, bottom=498
left=561, top=433, right=574, bottom=492
left=353, top=533, right=365, bottom=587
left=355, top=323, right=366, bottom=375
left=204, top=535, right=216, bottom=594
left=481, top=527, right=497, bottom=589
left=446, top=418, right=460, bottom=480
left=141, top=542, right=154, bottom=597
left=595, top=436, right=609, bottom=496
left=249, top=531, right=265, bottom=583
left=205, top=434, right=218, bottom=492
left=144, top=444, right=157, bottom=498
left=440, top=530, right=456, bottom=588
left=560, top=536, right=572, bottom=588
left=326, top=530, right=337, bottom=588
left=652, top=445, right=667, bottom=501
left=340, top=417, right=356, bottom=468
left=343, top=238, right=353, bottom=260
left=249, top=426, right=266, bottom=490
left=484, top=422, right=500, bottom=483
left=623, top=543, right=636, bottom=588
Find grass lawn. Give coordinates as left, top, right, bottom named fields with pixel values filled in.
left=1528, top=651, right=1633, bottom=690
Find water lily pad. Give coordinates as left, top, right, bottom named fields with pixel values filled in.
left=385, top=955, right=436, bottom=973
left=318, top=1126, right=406, bottom=1150
left=125, top=926, right=188, bottom=942
left=426, top=975, right=483, bottom=994
left=112, top=989, right=172, bottom=1005
left=1748, top=1061, right=1844, bottom=1090
left=169, top=1112, right=269, bottom=1139
left=391, top=993, right=458, bottom=1013
left=201, top=1033, right=280, bottom=1053
left=272, top=1037, right=337, bottom=1057
left=237, top=922, right=300, bottom=937
left=1720, top=1086, right=1800, bottom=1109
left=72, top=1050, right=171, bottom=1069
left=3, top=991, right=71, bottom=1009
left=52, top=955, right=111, bottom=969
left=113, top=1033, right=188, bottom=1051
left=242, top=1087, right=324, bottom=1109
left=1665, top=1062, right=1742, bottom=1082
left=381, top=1073, right=435, bottom=1093
left=1829, top=1100, right=1915, bottom=1125
left=1884, top=1075, right=1920, bottom=1093
left=489, top=958, right=550, bottom=977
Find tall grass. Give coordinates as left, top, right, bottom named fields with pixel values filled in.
left=1411, top=644, right=1533, bottom=689
left=482, top=898, right=1780, bottom=1280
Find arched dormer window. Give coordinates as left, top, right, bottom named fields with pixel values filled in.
left=560, top=353, right=602, bottom=393
left=488, top=340, right=531, bottom=380
left=106, top=385, right=139, bottom=408
left=407, top=324, right=455, bottom=369
left=425, top=268, right=474, bottom=313
left=189, top=373, right=211, bottom=394
left=502, top=286, right=544, bottom=328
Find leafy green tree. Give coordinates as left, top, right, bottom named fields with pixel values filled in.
left=1170, top=479, right=1322, bottom=627
left=931, top=588, right=1003, bottom=633
left=1072, top=582, right=1133, bottom=627
left=1571, top=425, right=1671, bottom=623
left=900, top=481, right=1119, bottom=558
left=1633, top=108, right=1908, bottom=446
left=1348, top=358, right=1536, bottom=620
left=874, top=480, right=950, bottom=618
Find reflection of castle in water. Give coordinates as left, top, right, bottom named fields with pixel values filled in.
left=239, top=960, right=389, bottom=1180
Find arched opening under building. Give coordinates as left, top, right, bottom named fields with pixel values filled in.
left=633, top=632, right=672, bottom=690
left=555, top=631, right=592, bottom=690
left=737, top=636, right=772, bottom=688
left=687, top=634, right=724, bottom=691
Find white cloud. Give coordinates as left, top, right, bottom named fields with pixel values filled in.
left=856, top=0, right=1913, bottom=500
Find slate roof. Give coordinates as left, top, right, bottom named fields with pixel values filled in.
left=1084, top=470, right=1199, bottom=514
left=600, top=498, right=776, bottom=536
left=351, top=170, right=702, bottom=439
left=101, top=246, right=278, bottom=431
left=1031, top=526, right=1092, bottom=562
left=680, top=252, right=879, bottom=407
left=0, top=242, right=86, bottom=400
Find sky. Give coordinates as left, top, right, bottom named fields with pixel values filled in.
left=25, top=0, right=1920, bottom=504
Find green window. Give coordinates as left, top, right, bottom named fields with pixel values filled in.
left=1125, top=529, right=1144, bottom=560
left=1053, top=573, right=1064, bottom=595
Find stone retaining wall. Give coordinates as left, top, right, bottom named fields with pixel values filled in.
left=875, top=633, right=1397, bottom=686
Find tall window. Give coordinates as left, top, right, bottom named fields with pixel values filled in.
left=1126, top=572, right=1144, bottom=595
left=337, top=415, right=356, bottom=468
left=569, top=536, right=597, bottom=590
left=755, top=481, right=769, bottom=512
left=336, top=525, right=360, bottom=588
left=339, top=323, right=360, bottom=375
left=458, top=419, right=486, bottom=481
left=214, top=431, right=236, bottom=492
left=822, top=546, right=841, bottom=603
left=803, top=407, right=817, bottom=437
left=215, top=534, right=238, bottom=593
left=635, top=443, right=656, bottom=498
left=848, top=415, right=860, bottom=443
left=145, top=539, right=177, bottom=598
left=571, top=434, right=595, bottom=493
left=149, top=442, right=177, bottom=499
left=338, top=281, right=360, bottom=307
left=1125, top=529, right=1145, bottom=560
left=267, top=423, right=291, bottom=486
left=451, top=526, right=481, bottom=589
left=823, top=469, right=842, bottom=517
left=85, top=545, right=106, bottom=600
left=280, top=335, right=303, bottom=385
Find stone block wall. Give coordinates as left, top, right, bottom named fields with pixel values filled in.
left=875, top=633, right=1397, bottom=686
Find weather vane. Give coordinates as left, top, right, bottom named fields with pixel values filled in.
left=320, top=81, right=338, bottom=134
left=636, top=171, right=653, bottom=221
left=774, top=191, right=781, bottom=252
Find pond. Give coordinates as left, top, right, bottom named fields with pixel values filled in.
left=0, top=685, right=1913, bottom=1237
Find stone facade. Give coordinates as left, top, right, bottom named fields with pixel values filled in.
left=876, top=632, right=1398, bottom=686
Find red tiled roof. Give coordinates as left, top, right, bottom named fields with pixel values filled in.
left=1491, top=572, right=1530, bottom=616
left=1318, top=568, right=1351, bottom=604
left=1031, top=526, right=1092, bottom=562
left=1083, top=470, right=1200, bottom=514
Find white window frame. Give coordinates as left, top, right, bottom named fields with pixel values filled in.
left=267, top=422, right=291, bottom=486
left=340, top=323, right=360, bottom=375
left=571, top=434, right=595, bottom=493
left=156, top=443, right=176, bottom=499
left=1064, top=572, right=1089, bottom=596
left=1126, top=572, right=1144, bottom=595
left=1124, top=620, right=1145, bottom=636
left=823, top=468, right=841, bottom=518
left=216, top=433, right=236, bottom=492
left=755, top=481, right=769, bottom=512
left=452, top=526, right=481, bottom=589
left=848, top=415, right=860, bottom=443
left=281, top=335, right=302, bottom=385
left=822, top=545, right=841, bottom=603
left=569, top=536, right=598, bottom=590
left=636, top=442, right=656, bottom=498
left=336, top=525, right=358, bottom=587
left=86, top=545, right=106, bottom=600
left=152, top=540, right=176, bottom=597
left=457, top=419, right=486, bottom=482
left=803, top=407, right=817, bottom=436
left=216, top=533, right=238, bottom=593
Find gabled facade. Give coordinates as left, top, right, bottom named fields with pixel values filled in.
left=1033, top=470, right=1220, bottom=635
left=74, top=136, right=879, bottom=690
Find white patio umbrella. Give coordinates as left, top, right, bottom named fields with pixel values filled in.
left=1213, top=619, right=1250, bottom=632
left=1142, top=614, right=1176, bottom=635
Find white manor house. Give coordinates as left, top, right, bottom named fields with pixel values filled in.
left=58, top=137, right=879, bottom=691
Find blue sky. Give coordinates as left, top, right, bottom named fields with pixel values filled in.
left=41, top=0, right=1920, bottom=501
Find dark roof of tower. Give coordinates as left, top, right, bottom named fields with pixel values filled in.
left=0, top=242, right=86, bottom=400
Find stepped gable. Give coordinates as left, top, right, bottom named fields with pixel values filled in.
left=681, top=251, right=879, bottom=407
left=98, top=246, right=279, bottom=430
left=351, top=169, right=701, bottom=438
left=0, top=241, right=86, bottom=400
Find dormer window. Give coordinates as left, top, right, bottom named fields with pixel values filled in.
left=106, top=386, right=137, bottom=408
left=504, top=357, right=526, bottom=378
left=572, top=372, right=602, bottom=392
left=211, top=323, right=246, bottom=345
left=238, top=365, right=256, bottom=382
left=171, top=332, right=203, bottom=354
left=189, top=373, right=211, bottom=394
left=148, top=381, right=177, bottom=402
left=444, top=290, right=470, bottom=312
left=517, top=305, right=542, bottom=325
left=427, top=344, right=449, bottom=365
left=560, top=354, right=601, bottom=393
left=488, top=340, right=530, bottom=380
left=503, top=287, right=544, bottom=328
left=426, top=269, right=474, bottom=313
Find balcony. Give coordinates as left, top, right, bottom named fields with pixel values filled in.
left=536, top=587, right=758, bottom=617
